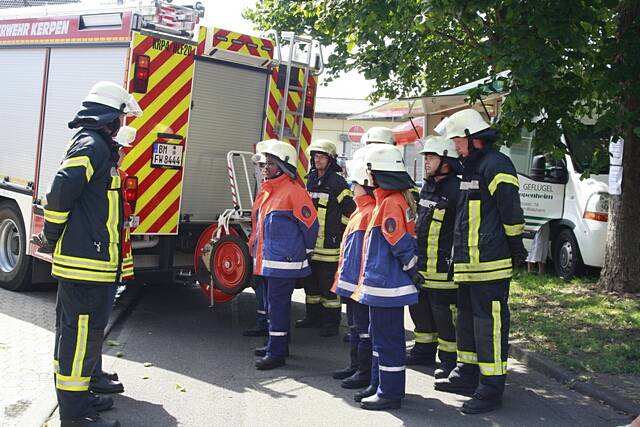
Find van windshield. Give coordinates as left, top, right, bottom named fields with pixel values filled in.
left=564, top=127, right=610, bottom=175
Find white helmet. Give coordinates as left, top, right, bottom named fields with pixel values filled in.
left=443, top=108, right=490, bottom=139
left=345, top=158, right=370, bottom=186
left=257, top=139, right=297, bottom=168
left=307, top=139, right=337, bottom=157
left=361, top=127, right=396, bottom=145
left=363, top=143, right=407, bottom=172
left=84, top=81, right=142, bottom=117
left=420, top=135, right=457, bottom=157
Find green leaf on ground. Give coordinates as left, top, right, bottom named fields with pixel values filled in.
left=116, top=352, right=124, bottom=358
left=143, top=362, right=153, bottom=367
left=106, top=340, right=120, bottom=346
left=141, top=376, right=149, bottom=380
left=176, top=383, right=186, bottom=392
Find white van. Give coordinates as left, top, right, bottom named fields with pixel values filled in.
left=500, top=128, right=610, bottom=278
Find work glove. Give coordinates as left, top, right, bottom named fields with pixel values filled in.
left=30, top=231, right=55, bottom=254
left=406, top=266, right=425, bottom=289
left=507, top=236, right=528, bottom=267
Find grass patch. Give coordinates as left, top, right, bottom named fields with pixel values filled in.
left=509, top=270, right=640, bottom=375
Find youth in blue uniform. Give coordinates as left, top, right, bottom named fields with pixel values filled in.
left=249, top=139, right=319, bottom=370
left=332, top=154, right=376, bottom=394
left=352, top=144, right=422, bottom=411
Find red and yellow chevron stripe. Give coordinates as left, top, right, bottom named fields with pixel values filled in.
left=264, top=66, right=317, bottom=181
left=210, top=28, right=274, bottom=60
left=122, top=32, right=196, bottom=235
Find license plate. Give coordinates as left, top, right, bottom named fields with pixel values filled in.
left=151, top=143, right=183, bottom=169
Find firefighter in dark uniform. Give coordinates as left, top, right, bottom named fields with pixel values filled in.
left=434, top=109, right=527, bottom=414
left=295, top=139, right=356, bottom=337
left=407, top=136, right=461, bottom=383
left=32, top=81, right=141, bottom=427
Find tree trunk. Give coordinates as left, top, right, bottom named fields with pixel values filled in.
left=598, top=0, right=640, bottom=293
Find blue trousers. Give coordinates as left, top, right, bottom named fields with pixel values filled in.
left=346, top=299, right=371, bottom=371
left=265, top=277, right=296, bottom=358
left=370, top=306, right=406, bottom=400
left=253, top=276, right=268, bottom=330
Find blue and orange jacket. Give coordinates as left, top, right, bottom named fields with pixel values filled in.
left=353, top=188, right=419, bottom=308
left=249, top=173, right=319, bottom=278
left=333, top=193, right=375, bottom=300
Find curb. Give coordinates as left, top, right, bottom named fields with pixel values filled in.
left=509, top=342, right=640, bottom=417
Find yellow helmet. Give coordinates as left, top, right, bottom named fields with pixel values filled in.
left=307, top=139, right=337, bottom=158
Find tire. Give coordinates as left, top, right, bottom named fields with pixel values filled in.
left=552, top=228, right=584, bottom=280
left=209, top=235, right=252, bottom=295
left=0, top=201, right=33, bottom=291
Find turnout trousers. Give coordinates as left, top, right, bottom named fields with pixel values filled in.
left=456, top=280, right=510, bottom=397
left=369, top=306, right=406, bottom=400
left=265, top=277, right=296, bottom=358
left=92, top=282, right=118, bottom=377
left=345, top=299, right=372, bottom=374
left=302, top=260, right=341, bottom=328
left=408, top=288, right=458, bottom=365
left=54, top=280, right=112, bottom=420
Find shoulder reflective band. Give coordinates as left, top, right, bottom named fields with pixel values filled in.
left=60, top=156, right=94, bottom=182
left=488, top=173, right=519, bottom=195
left=337, top=188, right=352, bottom=203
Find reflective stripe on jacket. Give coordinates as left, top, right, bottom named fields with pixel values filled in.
left=306, top=169, right=355, bottom=263
left=44, top=129, right=123, bottom=284
left=333, top=194, right=375, bottom=299
left=454, top=146, right=525, bottom=283
left=353, top=188, right=418, bottom=308
left=250, top=173, right=319, bottom=278
left=417, top=174, right=460, bottom=290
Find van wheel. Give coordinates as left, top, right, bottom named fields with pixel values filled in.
left=552, top=229, right=584, bottom=280
left=0, top=201, right=33, bottom=291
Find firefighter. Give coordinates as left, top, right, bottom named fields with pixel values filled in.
left=352, top=144, right=421, bottom=411
left=361, top=126, right=396, bottom=145
left=249, top=139, right=319, bottom=370
left=332, top=152, right=376, bottom=392
left=296, top=139, right=355, bottom=338
left=31, top=81, right=141, bottom=427
left=88, top=126, right=138, bottom=401
left=433, top=109, right=527, bottom=414
left=407, top=136, right=461, bottom=382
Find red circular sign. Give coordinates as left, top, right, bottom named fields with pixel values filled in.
left=347, top=125, right=365, bottom=143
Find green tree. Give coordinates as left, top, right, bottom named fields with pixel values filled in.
left=245, top=0, right=640, bottom=293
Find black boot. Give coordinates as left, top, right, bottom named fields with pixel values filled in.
left=60, top=414, right=120, bottom=427
left=406, top=343, right=436, bottom=366
left=461, top=392, right=502, bottom=414
left=434, top=360, right=456, bottom=380
left=255, top=355, right=286, bottom=370
left=90, top=393, right=114, bottom=412
left=434, top=364, right=478, bottom=396
left=102, top=371, right=118, bottom=381
left=360, top=394, right=401, bottom=410
left=341, top=370, right=370, bottom=389
left=295, top=302, right=321, bottom=328
left=89, top=376, right=124, bottom=394
left=255, top=345, right=288, bottom=357
left=354, top=384, right=377, bottom=402
left=332, top=366, right=357, bottom=380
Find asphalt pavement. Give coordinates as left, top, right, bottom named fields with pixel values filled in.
left=44, top=283, right=633, bottom=427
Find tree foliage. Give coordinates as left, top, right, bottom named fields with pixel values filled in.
left=246, top=0, right=637, bottom=156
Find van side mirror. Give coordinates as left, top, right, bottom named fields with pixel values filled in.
left=531, top=155, right=546, bottom=180
left=548, top=159, right=568, bottom=183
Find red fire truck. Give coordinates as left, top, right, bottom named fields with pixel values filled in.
left=0, top=1, right=322, bottom=304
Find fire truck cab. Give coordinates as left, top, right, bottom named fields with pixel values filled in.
left=0, top=1, right=322, bottom=303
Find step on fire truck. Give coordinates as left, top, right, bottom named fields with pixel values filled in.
left=0, top=1, right=323, bottom=304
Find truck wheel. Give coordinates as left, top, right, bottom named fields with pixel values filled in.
left=0, top=201, right=33, bottom=291
left=210, top=235, right=252, bottom=295
left=552, top=229, right=584, bottom=280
